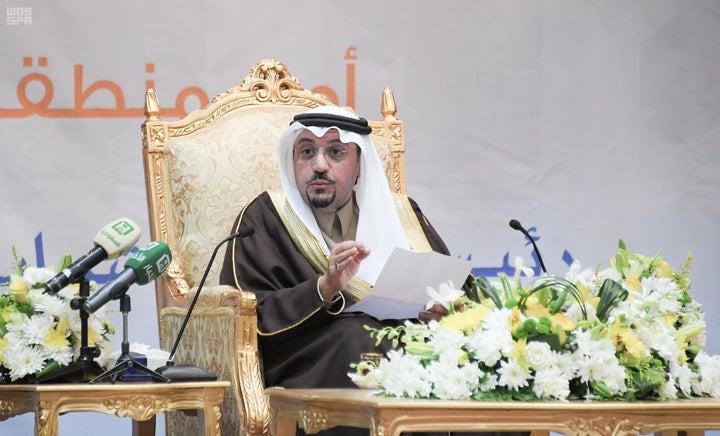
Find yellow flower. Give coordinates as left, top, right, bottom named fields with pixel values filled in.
left=608, top=318, right=645, bottom=361
left=550, top=313, right=575, bottom=332
left=676, top=323, right=703, bottom=363
left=43, top=315, right=69, bottom=350
left=0, top=307, right=11, bottom=323
left=438, top=306, right=489, bottom=334
left=509, top=307, right=523, bottom=332
left=509, top=337, right=527, bottom=361
left=9, top=279, right=30, bottom=305
left=524, top=302, right=551, bottom=320
left=663, top=312, right=678, bottom=327
left=0, top=336, right=6, bottom=363
left=654, top=260, right=673, bottom=278
left=677, top=324, right=703, bottom=342
left=676, top=338, right=689, bottom=365
left=457, top=350, right=470, bottom=366
left=87, top=326, right=100, bottom=346
left=625, top=275, right=642, bottom=292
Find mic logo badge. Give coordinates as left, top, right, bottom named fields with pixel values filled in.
left=154, top=253, right=172, bottom=279
left=112, top=219, right=138, bottom=236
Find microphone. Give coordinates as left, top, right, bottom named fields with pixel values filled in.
left=83, top=241, right=172, bottom=314
left=155, top=225, right=255, bottom=382
left=44, top=217, right=141, bottom=294
left=508, top=219, right=548, bottom=275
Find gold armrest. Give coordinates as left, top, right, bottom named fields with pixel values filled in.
left=159, top=285, right=269, bottom=435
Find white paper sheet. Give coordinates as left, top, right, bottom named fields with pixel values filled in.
left=345, top=248, right=472, bottom=320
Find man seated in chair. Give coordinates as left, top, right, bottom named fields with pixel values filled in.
left=220, top=106, right=460, bottom=435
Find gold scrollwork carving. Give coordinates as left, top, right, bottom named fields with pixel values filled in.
left=166, top=259, right=190, bottom=298
left=568, top=416, right=642, bottom=436
left=239, top=345, right=271, bottom=435
left=36, top=400, right=51, bottom=429
left=0, top=399, right=15, bottom=419
left=102, top=397, right=171, bottom=421
left=298, top=407, right=329, bottom=434
left=213, top=404, right=222, bottom=432
left=148, top=124, right=167, bottom=149
left=239, top=59, right=303, bottom=104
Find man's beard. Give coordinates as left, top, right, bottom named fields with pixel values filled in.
left=308, top=192, right=335, bottom=208
left=306, top=172, right=335, bottom=208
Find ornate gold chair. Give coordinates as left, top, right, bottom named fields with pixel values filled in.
left=140, top=58, right=407, bottom=435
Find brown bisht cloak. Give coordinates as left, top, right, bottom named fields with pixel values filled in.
left=219, top=190, right=452, bottom=390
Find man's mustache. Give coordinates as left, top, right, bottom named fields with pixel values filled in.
left=308, top=172, right=334, bottom=183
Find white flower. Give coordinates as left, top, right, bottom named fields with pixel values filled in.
left=377, top=350, right=432, bottom=399
left=524, top=341, right=554, bottom=370
left=564, top=260, right=594, bottom=286
left=31, top=292, right=67, bottom=318
left=533, top=367, right=570, bottom=400
left=23, top=313, right=55, bottom=345
left=22, top=266, right=56, bottom=288
left=466, top=328, right=511, bottom=367
left=482, top=307, right=513, bottom=331
left=496, top=358, right=530, bottom=391
left=513, top=257, right=534, bottom=279
left=4, top=341, right=47, bottom=381
left=668, top=361, right=694, bottom=397
left=425, top=281, right=465, bottom=310
left=430, top=329, right=466, bottom=356
left=427, top=358, right=473, bottom=400
left=692, top=351, right=720, bottom=397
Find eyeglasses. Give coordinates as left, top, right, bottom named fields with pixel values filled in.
left=293, top=145, right=351, bottom=163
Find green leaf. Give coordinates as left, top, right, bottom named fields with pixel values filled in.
left=472, top=276, right=502, bottom=309
left=57, top=254, right=73, bottom=272
left=596, top=279, right=628, bottom=322
left=34, top=360, right=61, bottom=379
left=520, top=277, right=587, bottom=321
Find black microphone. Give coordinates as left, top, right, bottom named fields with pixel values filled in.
left=44, top=218, right=141, bottom=294
left=508, top=219, right=548, bottom=275
left=155, top=225, right=255, bottom=382
left=84, top=241, right=172, bottom=314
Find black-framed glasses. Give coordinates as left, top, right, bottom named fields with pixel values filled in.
left=293, top=145, right=350, bottom=163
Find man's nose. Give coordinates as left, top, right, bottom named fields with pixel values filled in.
left=311, top=151, right=331, bottom=169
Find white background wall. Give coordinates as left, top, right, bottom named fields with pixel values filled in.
left=1, top=1, right=719, bottom=434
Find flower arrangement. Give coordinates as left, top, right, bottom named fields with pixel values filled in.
left=0, top=250, right=114, bottom=383
left=349, top=241, right=720, bottom=401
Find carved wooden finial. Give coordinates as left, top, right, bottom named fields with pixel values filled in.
left=238, top=59, right=304, bottom=103
left=380, top=87, right=397, bottom=121
left=145, top=88, right=161, bottom=121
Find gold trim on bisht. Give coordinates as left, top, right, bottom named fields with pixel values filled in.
left=269, top=191, right=372, bottom=302
left=269, top=190, right=434, bottom=303
left=392, top=193, right=433, bottom=253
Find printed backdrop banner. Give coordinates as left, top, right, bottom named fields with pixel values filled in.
left=2, top=1, right=719, bottom=434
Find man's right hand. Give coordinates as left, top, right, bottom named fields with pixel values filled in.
left=318, top=241, right=371, bottom=302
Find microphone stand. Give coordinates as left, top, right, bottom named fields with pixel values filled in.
left=90, top=294, right=169, bottom=383
left=154, top=228, right=253, bottom=382
left=35, top=276, right=105, bottom=383
left=509, top=219, right=548, bottom=275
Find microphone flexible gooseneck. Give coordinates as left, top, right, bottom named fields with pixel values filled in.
left=509, top=219, right=548, bottom=275
left=155, top=225, right=255, bottom=382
